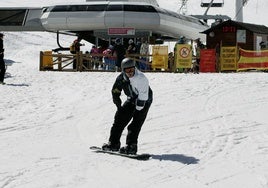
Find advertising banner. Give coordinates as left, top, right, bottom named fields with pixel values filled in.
left=237, top=49, right=268, bottom=71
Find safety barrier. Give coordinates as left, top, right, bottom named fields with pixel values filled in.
left=200, top=49, right=216, bottom=72
left=40, top=50, right=171, bottom=72
left=40, top=51, right=109, bottom=71
left=40, top=47, right=268, bottom=73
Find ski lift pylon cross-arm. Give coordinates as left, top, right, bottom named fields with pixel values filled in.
left=201, top=0, right=224, bottom=7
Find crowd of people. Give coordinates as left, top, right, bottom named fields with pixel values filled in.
left=70, top=36, right=206, bottom=73
left=71, top=37, right=150, bottom=71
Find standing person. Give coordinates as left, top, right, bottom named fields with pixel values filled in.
left=103, top=45, right=115, bottom=71
left=102, top=58, right=153, bottom=154
left=113, top=38, right=125, bottom=71
left=194, top=38, right=202, bottom=74
left=177, top=36, right=186, bottom=44
left=90, top=45, right=99, bottom=69
left=126, top=39, right=137, bottom=55
left=139, top=38, right=149, bottom=70
left=0, top=33, right=6, bottom=85
left=70, top=37, right=84, bottom=69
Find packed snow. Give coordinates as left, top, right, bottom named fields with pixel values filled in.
left=1, top=0, right=268, bottom=188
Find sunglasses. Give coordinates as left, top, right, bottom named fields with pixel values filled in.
left=124, top=67, right=135, bottom=73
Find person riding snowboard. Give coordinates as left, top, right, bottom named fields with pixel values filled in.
left=102, top=58, right=153, bottom=154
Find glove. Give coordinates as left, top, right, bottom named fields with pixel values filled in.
left=136, top=100, right=146, bottom=111
left=113, top=98, right=122, bottom=109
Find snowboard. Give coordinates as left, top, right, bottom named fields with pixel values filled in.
left=90, top=146, right=151, bottom=160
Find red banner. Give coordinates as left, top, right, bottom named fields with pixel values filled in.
left=200, top=49, right=216, bottom=72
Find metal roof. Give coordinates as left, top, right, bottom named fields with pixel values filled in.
left=202, top=20, right=268, bottom=34
left=85, top=0, right=159, bottom=6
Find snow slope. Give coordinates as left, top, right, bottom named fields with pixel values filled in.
left=1, top=1, right=268, bottom=188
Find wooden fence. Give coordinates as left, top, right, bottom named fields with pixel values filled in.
left=39, top=51, right=173, bottom=72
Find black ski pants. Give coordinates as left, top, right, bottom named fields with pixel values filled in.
left=0, top=54, right=6, bottom=82
left=109, top=100, right=151, bottom=146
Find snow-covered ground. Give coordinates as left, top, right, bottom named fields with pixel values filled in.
left=1, top=1, right=268, bottom=188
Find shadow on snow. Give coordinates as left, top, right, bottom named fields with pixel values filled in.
left=151, top=154, right=200, bottom=164
left=6, top=83, right=30, bottom=87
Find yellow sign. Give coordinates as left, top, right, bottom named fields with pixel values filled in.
left=220, top=47, right=237, bottom=71
left=42, top=51, right=53, bottom=69
left=175, top=44, right=192, bottom=68
left=152, top=46, right=168, bottom=69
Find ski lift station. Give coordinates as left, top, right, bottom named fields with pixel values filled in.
left=0, top=0, right=208, bottom=47
left=1, top=0, right=268, bottom=73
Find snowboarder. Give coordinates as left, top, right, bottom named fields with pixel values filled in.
left=102, top=58, right=153, bottom=154
left=0, top=33, right=6, bottom=85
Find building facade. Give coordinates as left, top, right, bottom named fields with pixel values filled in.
left=202, top=20, right=268, bottom=50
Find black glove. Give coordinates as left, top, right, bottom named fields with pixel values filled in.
left=113, top=98, right=122, bottom=109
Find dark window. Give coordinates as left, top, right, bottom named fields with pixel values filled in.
left=51, top=5, right=69, bottom=12
left=124, top=5, right=157, bottom=13
left=0, top=9, right=27, bottom=26
left=106, top=5, right=123, bottom=11
left=51, top=5, right=107, bottom=12
left=87, top=5, right=107, bottom=11
left=42, top=7, right=49, bottom=13
left=69, top=5, right=88, bottom=11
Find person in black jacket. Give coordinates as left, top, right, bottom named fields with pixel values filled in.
left=0, top=33, right=6, bottom=85
left=126, top=39, right=137, bottom=55
left=113, top=38, right=125, bottom=71
left=102, top=58, right=153, bottom=154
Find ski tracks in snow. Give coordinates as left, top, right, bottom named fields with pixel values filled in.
left=189, top=74, right=268, bottom=186
left=136, top=73, right=268, bottom=187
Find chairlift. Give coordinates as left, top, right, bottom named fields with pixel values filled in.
left=201, top=0, right=224, bottom=7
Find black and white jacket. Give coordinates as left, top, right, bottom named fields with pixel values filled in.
left=112, top=68, right=153, bottom=110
